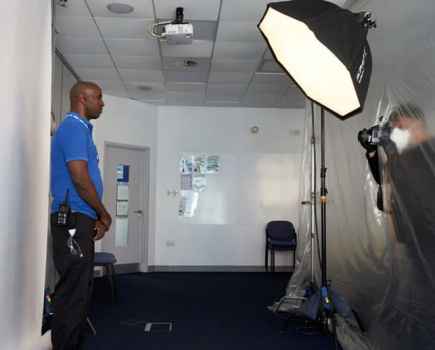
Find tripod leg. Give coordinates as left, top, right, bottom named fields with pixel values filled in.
left=86, top=317, right=97, bottom=336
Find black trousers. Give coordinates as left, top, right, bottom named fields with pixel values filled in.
left=51, top=213, right=96, bottom=350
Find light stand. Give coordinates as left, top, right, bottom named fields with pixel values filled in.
left=319, top=106, right=335, bottom=329
left=258, top=0, right=376, bottom=337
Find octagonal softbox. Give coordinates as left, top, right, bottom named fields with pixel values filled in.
left=258, top=0, right=372, bottom=118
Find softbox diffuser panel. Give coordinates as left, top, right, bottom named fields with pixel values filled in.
left=258, top=0, right=372, bottom=118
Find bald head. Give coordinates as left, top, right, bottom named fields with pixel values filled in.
left=70, top=81, right=104, bottom=120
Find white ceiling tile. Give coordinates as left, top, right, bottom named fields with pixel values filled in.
left=139, top=98, right=166, bottom=105
left=166, top=92, right=205, bottom=106
left=211, top=59, right=259, bottom=73
left=75, top=67, right=119, bottom=80
left=55, top=0, right=90, bottom=16
left=243, top=92, right=283, bottom=108
left=247, top=83, right=287, bottom=94
left=213, top=42, right=266, bottom=60
left=55, top=16, right=99, bottom=37
left=165, top=83, right=206, bottom=93
left=113, top=55, right=161, bottom=70
left=126, top=84, right=166, bottom=100
left=258, top=59, right=284, bottom=73
left=208, top=71, right=252, bottom=84
left=163, top=57, right=210, bottom=72
left=161, top=40, right=213, bottom=58
left=87, top=0, right=155, bottom=18
left=205, top=100, right=241, bottom=106
left=155, top=0, right=220, bottom=21
left=264, top=49, right=274, bottom=60
left=104, top=89, right=128, bottom=98
left=164, top=70, right=209, bottom=83
left=206, top=83, right=246, bottom=100
left=220, top=0, right=270, bottom=21
left=281, top=87, right=306, bottom=108
left=94, top=80, right=125, bottom=91
left=105, top=38, right=158, bottom=56
left=216, top=21, right=263, bottom=42
left=119, top=69, right=164, bottom=82
left=95, top=17, right=154, bottom=39
left=55, top=35, right=108, bottom=55
left=252, top=72, right=295, bottom=87
left=64, top=54, right=113, bottom=68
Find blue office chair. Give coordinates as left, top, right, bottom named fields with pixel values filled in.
left=94, top=252, right=117, bottom=302
left=265, top=221, right=297, bottom=272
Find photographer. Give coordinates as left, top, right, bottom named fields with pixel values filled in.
left=361, top=103, right=435, bottom=349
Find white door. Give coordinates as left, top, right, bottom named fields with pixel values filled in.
left=102, top=144, right=149, bottom=267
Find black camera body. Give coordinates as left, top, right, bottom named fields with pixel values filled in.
left=358, top=124, right=392, bottom=151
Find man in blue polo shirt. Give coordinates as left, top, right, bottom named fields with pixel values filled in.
left=50, top=81, right=112, bottom=350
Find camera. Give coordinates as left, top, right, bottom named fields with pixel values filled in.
left=358, top=124, right=392, bottom=151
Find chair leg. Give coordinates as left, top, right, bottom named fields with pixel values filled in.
left=265, top=245, right=269, bottom=272
left=107, top=264, right=116, bottom=303
left=292, top=250, right=296, bottom=271
left=271, top=249, right=275, bottom=272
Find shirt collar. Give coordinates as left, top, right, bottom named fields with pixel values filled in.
left=67, top=112, right=94, bottom=132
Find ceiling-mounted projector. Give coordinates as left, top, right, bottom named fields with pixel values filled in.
left=150, top=7, right=193, bottom=45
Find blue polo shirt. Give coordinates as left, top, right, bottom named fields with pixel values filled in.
left=51, top=112, right=103, bottom=219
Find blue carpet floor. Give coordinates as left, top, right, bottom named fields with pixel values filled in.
left=85, top=272, right=338, bottom=350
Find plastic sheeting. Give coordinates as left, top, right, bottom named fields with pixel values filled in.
left=271, top=1, right=435, bottom=349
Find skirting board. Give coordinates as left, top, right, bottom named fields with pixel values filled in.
left=148, top=266, right=295, bottom=272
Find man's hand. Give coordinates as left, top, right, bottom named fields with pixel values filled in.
left=99, top=210, right=112, bottom=231
left=93, top=220, right=108, bottom=241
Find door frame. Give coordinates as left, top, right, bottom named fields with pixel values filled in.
left=102, top=142, right=150, bottom=271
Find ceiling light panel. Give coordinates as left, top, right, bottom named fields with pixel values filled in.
left=161, top=40, right=213, bottom=58
left=55, top=36, right=108, bottom=55
left=220, top=0, right=270, bottom=21
left=213, top=42, right=266, bottom=60
left=113, top=55, right=162, bottom=70
left=55, top=0, right=90, bottom=16
left=155, top=0, right=220, bottom=21
left=216, top=21, right=263, bottom=42
left=86, top=0, right=154, bottom=18
left=55, top=16, right=100, bottom=38
left=63, top=54, right=114, bottom=68
left=105, top=38, right=159, bottom=56
left=95, top=18, right=155, bottom=39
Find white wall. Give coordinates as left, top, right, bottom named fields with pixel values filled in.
left=0, top=1, right=52, bottom=349
left=94, top=95, right=158, bottom=269
left=155, top=106, right=305, bottom=267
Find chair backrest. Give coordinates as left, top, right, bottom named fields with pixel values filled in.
left=266, top=221, right=296, bottom=241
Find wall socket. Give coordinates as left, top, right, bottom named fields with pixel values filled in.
left=166, top=240, right=175, bottom=247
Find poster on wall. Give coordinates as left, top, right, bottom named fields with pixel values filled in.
left=178, top=154, right=220, bottom=217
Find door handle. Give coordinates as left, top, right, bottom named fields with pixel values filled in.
left=133, top=210, right=143, bottom=215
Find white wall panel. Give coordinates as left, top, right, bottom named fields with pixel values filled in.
left=0, top=0, right=52, bottom=348
left=155, top=106, right=305, bottom=267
